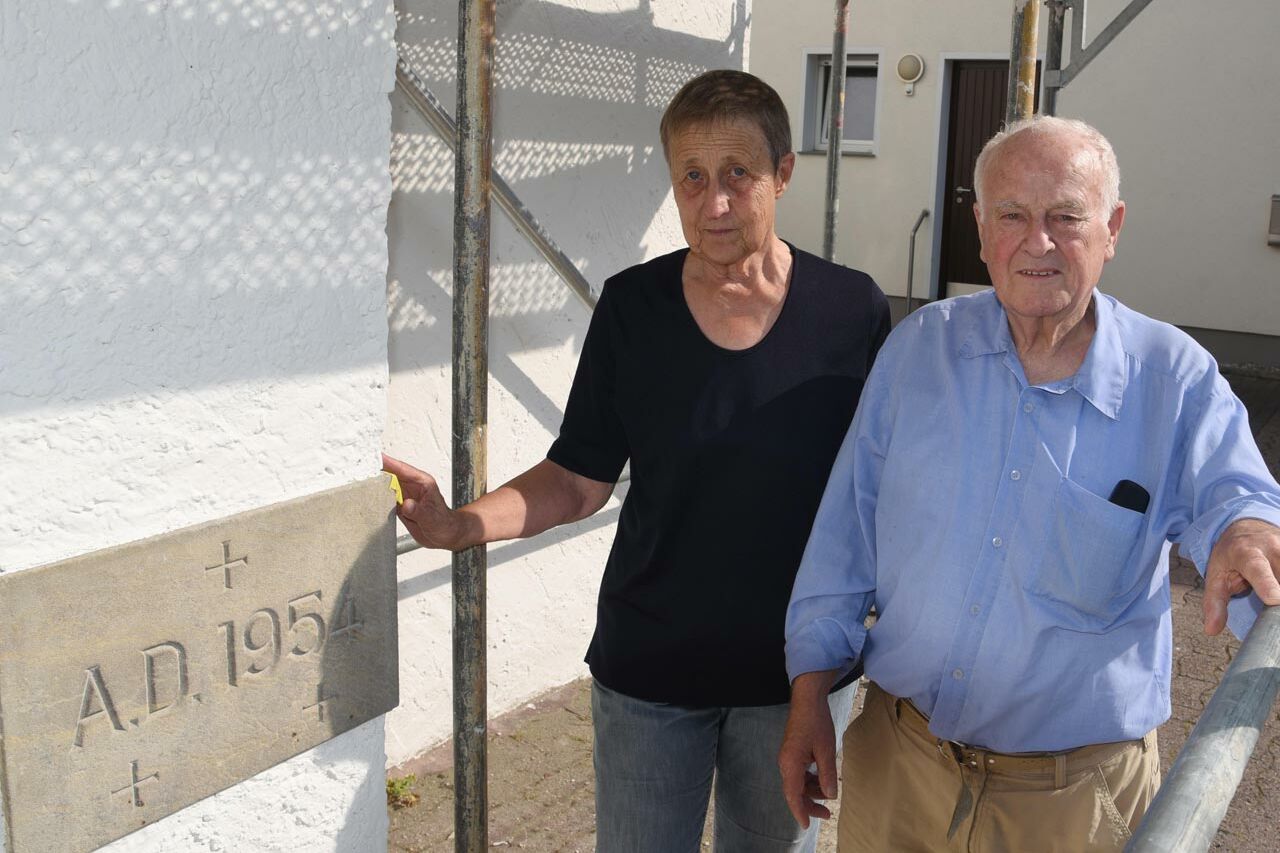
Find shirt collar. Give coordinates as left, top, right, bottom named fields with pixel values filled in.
left=955, top=290, right=1013, bottom=360
left=955, top=289, right=1127, bottom=420
left=1071, top=291, right=1127, bottom=420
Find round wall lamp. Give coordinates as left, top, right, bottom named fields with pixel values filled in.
left=896, top=53, right=925, bottom=96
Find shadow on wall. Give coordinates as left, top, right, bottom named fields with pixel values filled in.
left=388, top=0, right=751, bottom=439
left=0, top=0, right=396, bottom=420
left=324, top=523, right=399, bottom=853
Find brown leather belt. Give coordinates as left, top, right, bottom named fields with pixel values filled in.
left=892, top=690, right=1149, bottom=783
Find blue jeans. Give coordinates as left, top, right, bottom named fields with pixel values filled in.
left=592, top=679, right=858, bottom=853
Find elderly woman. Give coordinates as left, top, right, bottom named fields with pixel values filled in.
left=384, top=70, right=888, bottom=852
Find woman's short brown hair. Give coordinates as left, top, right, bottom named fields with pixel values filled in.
left=659, top=69, right=792, bottom=172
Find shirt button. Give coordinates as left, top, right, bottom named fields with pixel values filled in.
left=1010, top=470, right=1022, bottom=481
left=992, top=536, right=1003, bottom=548
left=1023, top=402, right=1035, bottom=413
left=952, top=668, right=965, bottom=680
left=970, top=604, right=981, bottom=616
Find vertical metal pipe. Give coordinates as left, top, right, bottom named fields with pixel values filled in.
left=1070, top=0, right=1088, bottom=60
left=1043, top=1, right=1067, bottom=116
left=822, top=0, right=850, bottom=261
left=452, top=0, right=494, bottom=850
left=1006, top=0, right=1040, bottom=124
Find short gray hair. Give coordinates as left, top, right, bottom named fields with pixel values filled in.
left=660, top=70, right=792, bottom=173
left=973, top=115, right=1120, bottom=217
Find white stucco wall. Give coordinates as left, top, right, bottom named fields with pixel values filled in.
left=1054, top=0, right=1280, bottom=336
left=752, top=0, right=1279, bottom=337
left=385, top=0, right=750, bottom=764
left=0, top=2, right=396, bottom=851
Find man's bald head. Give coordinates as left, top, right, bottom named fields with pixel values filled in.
left=974, top=116, right=1121, bottom=221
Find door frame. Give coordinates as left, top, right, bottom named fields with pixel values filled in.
left=926, top=52, right=1046, bottom=302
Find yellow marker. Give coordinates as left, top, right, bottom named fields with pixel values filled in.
left=386, top=472, right=404, bottom=505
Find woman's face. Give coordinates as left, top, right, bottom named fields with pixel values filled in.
left=668, top=119, right=794, bottom=268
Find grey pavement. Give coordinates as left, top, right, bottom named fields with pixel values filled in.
left=390, top=366, right=1280, bottom=852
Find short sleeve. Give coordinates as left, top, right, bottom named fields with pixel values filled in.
left=547, top=284, right=630, bottom=483
left=866, top=286, right=892, bottom=373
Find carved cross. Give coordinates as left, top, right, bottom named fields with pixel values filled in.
left=111, top=760, right=159, bottom=808
left=204, top=540, right=249, bottom=589
left=304, top=684, right=339, bottom=722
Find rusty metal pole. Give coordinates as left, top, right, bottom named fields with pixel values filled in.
left=1042, top=0, right=1067, bottom=116
left=451, top=0, right=494, bottom=850
left=1006, top=0, right=1041, bottom=124
left=822, top=0, right=849, bottom=261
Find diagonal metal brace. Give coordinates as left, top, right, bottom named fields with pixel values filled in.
left=1043, top=0, right=1158, bottom=91
left=395, top=57, right=597, bottom=312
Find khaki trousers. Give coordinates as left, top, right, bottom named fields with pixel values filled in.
left=837, top=683, right=1160, bottom=853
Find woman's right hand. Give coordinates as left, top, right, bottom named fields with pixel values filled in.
left=382, top=453, right=471, bottom=551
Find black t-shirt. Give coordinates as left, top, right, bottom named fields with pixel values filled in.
left=548, top=244, right=889, bottom=707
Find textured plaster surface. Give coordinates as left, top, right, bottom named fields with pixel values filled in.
left=0, top=1, right=396, bottom=851
left=385, top=0, right=749, bottom=764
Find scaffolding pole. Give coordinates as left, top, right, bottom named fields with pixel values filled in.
left=451, top=0, right=495, bottom=850
left=822, top=0, right=850, bottom=261
left=1006, top=0, right=1040, bottom=124
left=1041, top=0, right=1160, bottom=110
left=1042, top=1, right=1067, bottom=115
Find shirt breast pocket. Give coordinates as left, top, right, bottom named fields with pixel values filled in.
left=1027, top=476, right=1146, bottom=632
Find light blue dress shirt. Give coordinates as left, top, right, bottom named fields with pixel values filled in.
left=786, top=289, right=1280, bottom=753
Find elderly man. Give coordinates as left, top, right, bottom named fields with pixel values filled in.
left=778, top=116, right=1280, bottom=851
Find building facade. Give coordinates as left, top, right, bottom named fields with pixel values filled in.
left=751, top=0, right=1279, bottom=363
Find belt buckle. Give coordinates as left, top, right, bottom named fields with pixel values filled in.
left=931, top=732, right=962, bottom=758
left=938, top=739, right=978, bottom=767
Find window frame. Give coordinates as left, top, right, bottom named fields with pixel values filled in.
left=801, top=48, right=882, bottom=157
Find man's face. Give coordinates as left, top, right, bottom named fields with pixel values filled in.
left=975, top=133, right=1124, bottom=327
left=668, top=119, right=794, bottom=268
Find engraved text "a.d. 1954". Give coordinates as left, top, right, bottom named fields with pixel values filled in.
left=73, top=583, right=363, bottom=749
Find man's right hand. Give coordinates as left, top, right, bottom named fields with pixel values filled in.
left=778, top=670, right=840, bottom=829
left=382, top=453, right=471, bottom=551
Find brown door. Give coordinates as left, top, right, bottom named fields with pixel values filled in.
left=938, top=61, right=1038, bottom=298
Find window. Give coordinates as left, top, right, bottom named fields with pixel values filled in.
left=803, top=52, right=879, bottom=155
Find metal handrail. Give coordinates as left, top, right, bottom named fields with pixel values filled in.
left=904, top=208, right=929, bottom=315
left=1127, top=606, right=1280, bottom=851
left=395, top=58, right=597, bottom=313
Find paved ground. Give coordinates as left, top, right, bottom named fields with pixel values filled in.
left=389, top=366, right=1280, bottom=852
